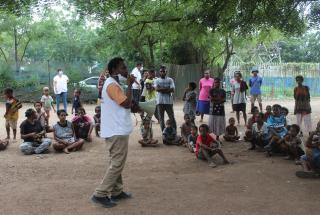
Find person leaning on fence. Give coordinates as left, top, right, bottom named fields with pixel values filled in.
left=19, top=109, right=52, bottom=155
left=249, top=68, right=263, bottom=113
left=294, top=75, right=312, bottom=135
left=154, top=65, right=177, bottom=131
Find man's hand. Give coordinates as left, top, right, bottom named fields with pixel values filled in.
left=127, top=74, right=135, bottom=86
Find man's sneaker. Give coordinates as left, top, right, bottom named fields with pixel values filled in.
left=111, top=192, right=132, bottom=202
left=90, top=195, right=117, bottom=208
left=208, top=162, right=217, bottom=168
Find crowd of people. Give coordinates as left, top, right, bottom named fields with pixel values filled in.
left=1, top=58, right=320, bottom=208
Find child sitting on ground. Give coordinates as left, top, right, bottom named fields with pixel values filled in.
left=72, top=107, right=94, bottom=142
left=163, top=119, right=183, bottom=145
left=244, top=106, right=259, bottom=142
left=0, top=139, right=9, bottom=151
left=195, top=124, right=229, bottom=168
left=53, top=110, right=85, bottom=154
left=40, top=86, right=55, bottom=125
left=139, top=118, right=158, bottom=147
left=249, top=112, right=269, bottom=150
left=279, top=124, right=304, bottom=164
left=71, top=89, right=82, bottom=115
left=187, top=125, right=198, bottom=153
left=181, top=114, right=193, bottom=145
left=4, top=88, right=22, bottom=140
left=300, top=121, right=320, bottom=173
left=264, top=105, right=272, bottom=122
left=93, top=106, right=101, bottom=137
left=265, top=104, right=288, bottom=156
left=224, top=117, right=240, bottom=142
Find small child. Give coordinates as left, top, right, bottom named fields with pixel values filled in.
left=93, top=106, right=101, bottom=137
left=249, top=112, right=269, bottom=150
left=139, top=118, right=158, bottom=147
left=40, top=87, right=55, bottom=125
left=163, top=119, right=183, bottom=145
left=244, top=106, right=259, bottom=142
left=183, top=82, right=197, bottom=124
left=187, top=125, right=198, bottom=153
left=265, top=104, right=288, bottom=156
left=300, top=121, right=320, bottom=173
left=264, top=105, right=272, bottom=122
left=279, top=124, right=304, bottom=164
left=71, top=89, right=82, bottom=115
left=0, top=139, right=9, bottom=151
left=181, top=114, right=193, bottom=145
left=195, top=124, right=229, bottom=168
left=4, top=88, right=22, bottom=140
left=223, top=117, right=240, bottom=142
left=281, top=107, right=291, bottom=128
left=34, top=101, right=47, bottom=128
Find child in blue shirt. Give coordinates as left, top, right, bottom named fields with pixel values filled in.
left=265, top=104, right=287, bottom=156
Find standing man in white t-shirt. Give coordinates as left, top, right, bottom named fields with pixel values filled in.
left=91, top=57, right=135, bottom=208
left=53, top=69, right=69, bottom=112
left=130, top=62, right=143, bottom=103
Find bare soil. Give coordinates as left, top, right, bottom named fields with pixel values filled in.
left=1, top=99, right=320, bottom=215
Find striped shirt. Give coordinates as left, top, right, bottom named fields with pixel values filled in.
left=154, top=77, right=175, bottom=105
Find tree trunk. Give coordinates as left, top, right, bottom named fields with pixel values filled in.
left=147, top=36, right=155, bottom=68
left=14, top=26, right=19, bottom=72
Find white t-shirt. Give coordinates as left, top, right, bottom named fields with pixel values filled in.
left=53, top=74, right=69, bottom=94
left=131, top=67, right=142, bottom=90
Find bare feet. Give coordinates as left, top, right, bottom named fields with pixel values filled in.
left=63, top=148, right=70, bottom=154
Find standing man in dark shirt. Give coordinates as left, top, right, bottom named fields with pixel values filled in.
left=19, top=109, right=52, bottom=155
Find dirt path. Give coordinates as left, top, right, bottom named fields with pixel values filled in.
left=0, top=100, right=319, bottom=215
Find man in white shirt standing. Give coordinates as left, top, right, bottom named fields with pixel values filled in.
left=91, top=57, right=135, bottom=208
left=53, top=69, right=69, bottom=112
left=130, top=62, right=143, bottom=103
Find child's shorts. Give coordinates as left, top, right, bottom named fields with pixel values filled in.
left=5, top=119, right=17, bottom=129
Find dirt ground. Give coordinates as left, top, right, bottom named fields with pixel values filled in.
left=1, top=99, right=320, bottom=215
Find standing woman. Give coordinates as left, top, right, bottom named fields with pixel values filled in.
left=232, top=72, right=248, bottom=125
left=208, top=78, right=226, bottom=141
left=197, top=70, right=214, bottom=122
left=294, top=75, right=312, bottom=133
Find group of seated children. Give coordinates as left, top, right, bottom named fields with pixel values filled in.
left=2, top=87, right=102, bottom=155
left=138, top=113, right=230, bottom=168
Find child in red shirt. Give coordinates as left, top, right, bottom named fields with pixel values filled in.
left=196, top=124, right=229, bottom=168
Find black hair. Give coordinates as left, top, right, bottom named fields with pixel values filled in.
left=78, top=107, right=86, bottom=114
left=252, top=69, right=259, bottom=73
left=290, top=124, right=300, bottom=134
left=199, top=124, right=209, bottom=132
left=272, top=104, right=282, bottom=110
left=57, top=109, right=68, bottom=116
left=296, top=75, right=304, bottom=82
left=148, top=69, right=155, bottom=73
left=57, top=68, right=62, bottom=72
left=184, top=114, right=190, bottom=119
left=25, top=108, right=35, bottom=118
left=191, top=125, right=198, bottom=130
left=257, top=112, right=264, bottom=119
left=4, top=88, right=13, bottom=95
left=95, top=106, right=101, bottom=110
left=166, top=119, right=172, bottom=124
left=136, top=62, right=142, bottom=66
left=74, top=89, right=81, bottom=95
left=251, top=106, right=259, bottom=113
left=160, top=65, right=166, bottom=72
left=214, top=77, right=221, bottom=82
left=107, top=57, right=124, bottom=75
left=189, top=82, right=197, bottom=90
left=34, top=101, right=42, bottom=107
left=229, top=117, right=236, bottom=123
left=236, top=72, right=242, bottom=78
